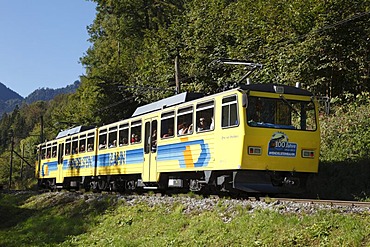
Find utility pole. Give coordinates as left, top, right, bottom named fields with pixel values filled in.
left=40, top=115, right=44, bottom=143
left=20, top=143, right=25, bottom=182
left=8, top=131, right=14, bottom=190
left=175, top=55, right=181, bottom=94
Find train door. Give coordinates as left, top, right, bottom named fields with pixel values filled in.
left=56, top=143, right=64, bottom=184
left=142, top=118, right=158, bottom=182
left=36, top=145, right=42, bottom=178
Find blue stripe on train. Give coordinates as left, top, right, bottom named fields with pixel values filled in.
left=97, top=148, right=144, bottom=167
left=41, top=161, right=58, bottom=176
left=63, top=155, right=96, bottom=170
left=157, top=139, right=210, bottom=168
left=52, top=140, right=210, bottom=171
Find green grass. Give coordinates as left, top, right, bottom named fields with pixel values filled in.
left=0, top=192, right=369, bottom=247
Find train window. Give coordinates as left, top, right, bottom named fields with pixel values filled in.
left=39, top=145, right=42, bottom=160
left=119, top=123, right=129, bottom=146
left=144, top=120, right=157, bottom=154
left=144, top=122, right=150, bottom=154
left=222, top=95, right=238, bottom=128
left=303, top=103, right=317, bottom=131
left=65, top=138, right=71, bottom=155
left=58, top=143, right=64, bottom=164
left=246, top=97, right=317, bottom=131
left=247, top=97, right=275, bottom=125
left=196, top=101, right=214, bottom=132
left=41, top=145, right=46, bottom=159
left=72, top=137, right=79, bottom=154
left=108, top=126, right=118, bottom=148
left=87, top=132, right=95, bottom=151
left=151, top=120, right=157, bottom=153
left=79, top=135, right=86, bottom=153
left=130, top=120, right=142, bottom=144
left=51, top=143, right=57, bottom=158
left=46, top=144, right=51, bottom=159
left=177, top=106, right=193, bottom=136
left=99, top=129, right=107, bottom=149
left=161, top=111, right=174, bottom=139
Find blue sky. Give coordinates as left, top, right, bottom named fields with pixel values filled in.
left=0, top=1, right=96, bottom=97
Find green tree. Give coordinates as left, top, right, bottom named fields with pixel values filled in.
left=281, top=0, right=370, bottom=97
left=79, top=0, right=368, bottom=119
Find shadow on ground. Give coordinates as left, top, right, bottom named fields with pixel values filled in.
left=0, top=192, right=112, bottom=247
left=306, top=159, right=370, bottom=200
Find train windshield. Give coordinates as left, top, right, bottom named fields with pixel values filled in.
left=247, top=96, right=317, bottom=131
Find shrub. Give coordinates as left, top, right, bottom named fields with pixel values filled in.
left=320, top=92, right=370, bottom=162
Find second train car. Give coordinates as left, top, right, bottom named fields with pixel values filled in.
left=36, top=83, right=320, bottom=194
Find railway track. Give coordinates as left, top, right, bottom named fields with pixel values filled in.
left=262, top=197, right=370, bottom=208
left=2, top=189, right=370, bottom=211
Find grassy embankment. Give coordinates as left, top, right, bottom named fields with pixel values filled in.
left=0, top=192, right=369, bottom=247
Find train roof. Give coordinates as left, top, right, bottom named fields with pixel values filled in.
left=132, top=92, right=204, bottom=117
left=132, top=84, right=312, bottom=118
left=55, top=125, right=95, bottom=139
left=48, top=83, right=313, bottom=141
left=239, top=83, right=313, bottom=96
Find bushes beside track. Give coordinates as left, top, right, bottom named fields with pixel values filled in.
left=313, top=93, right=370, bottom=200
left=320, top=92, right=370, bottom=162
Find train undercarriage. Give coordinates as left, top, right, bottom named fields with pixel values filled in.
left=38, top=170, right=309, bottom=196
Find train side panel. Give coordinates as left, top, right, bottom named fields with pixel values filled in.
left=37, top=139, right=62, bottom=185
left=62, top=152, right=96, bottom=178
left=58, top=129, right=98, bottom=185
left=95, top=146, right=144, bottom=176
left=156, top=91, right=245, bottom=175
left=38, top=159, right=58, bottom=181
left=212, top=92, right=245, bottom=171
left=156, top=132, right=215, bottom=172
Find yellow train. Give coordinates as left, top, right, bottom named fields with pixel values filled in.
left=36, top=83, right=320, bottom=194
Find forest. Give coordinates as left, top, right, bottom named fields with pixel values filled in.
left=0, top=0, right=369, bottom=196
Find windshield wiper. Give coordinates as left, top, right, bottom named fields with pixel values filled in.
left=280, top=95, right=300, bottom=117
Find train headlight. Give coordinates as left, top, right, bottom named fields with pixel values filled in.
left=274, top=85, right=284, bottom=94
left=302, top=150, right=315, bottom=158
left=248, top=146, right=262, bottom=155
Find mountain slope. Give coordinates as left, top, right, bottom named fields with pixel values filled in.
left=0, top=83, right=23, bottom=101
left=0, top=81, right=80, bottom=117
left=0, top=83, right=24, bottom=117
left=24, top=80, right=80, bottom=103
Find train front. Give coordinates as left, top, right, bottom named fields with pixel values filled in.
left=236, top=84, right=320, bottom=193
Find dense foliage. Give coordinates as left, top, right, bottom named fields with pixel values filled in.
left=29, top=0, right=365, bottom=126
left=0, top=0, right=369, bottom=191
left=73, top=0, right=370, bottom=125
left=320, top=92, right=370, bottom=162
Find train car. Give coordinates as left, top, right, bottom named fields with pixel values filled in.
left=37, top=126, right=97, bottom=189
left=36, top=83, right=320, bottom=194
